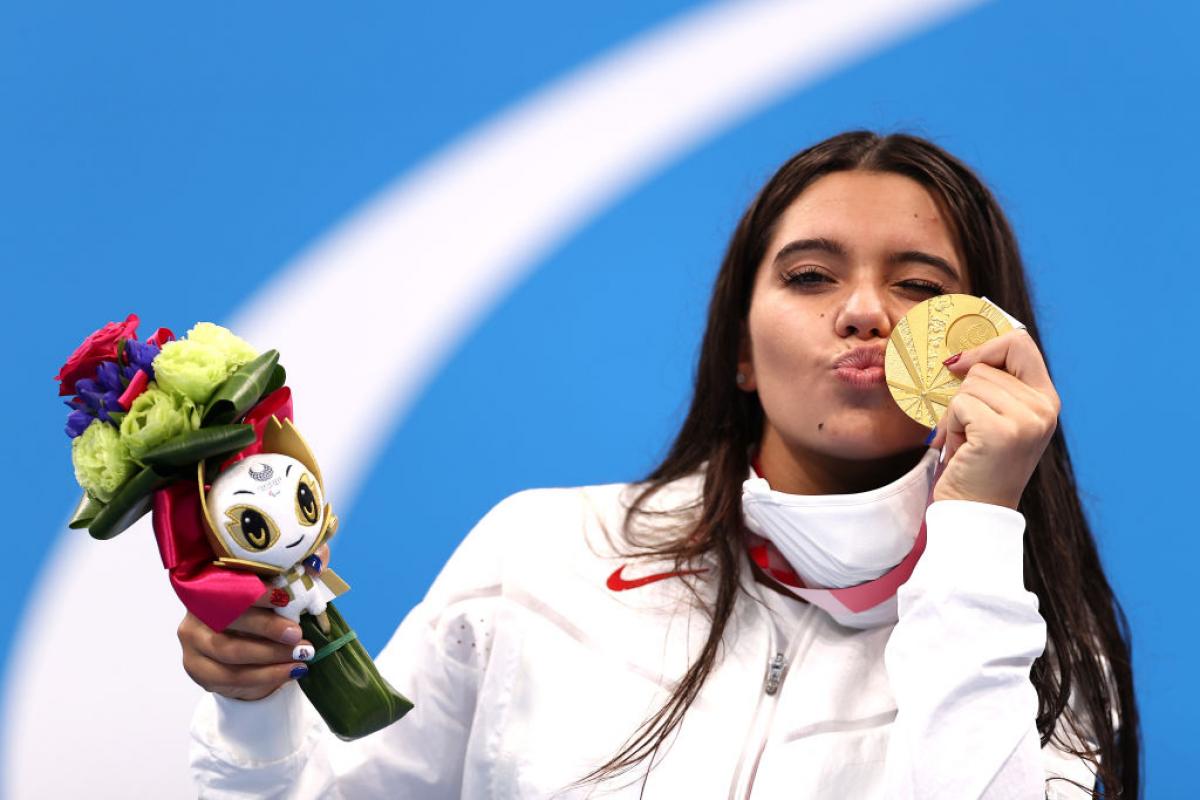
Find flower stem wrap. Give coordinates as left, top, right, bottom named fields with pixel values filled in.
left=298, top=603, right=414, bottom=741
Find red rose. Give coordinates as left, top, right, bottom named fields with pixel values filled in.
left=55, top=313, right=140, bottom=396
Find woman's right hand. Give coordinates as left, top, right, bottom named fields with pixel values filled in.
left=178, top=545, right=329, bottom=701
left=178, top=604, right=313, bottom=701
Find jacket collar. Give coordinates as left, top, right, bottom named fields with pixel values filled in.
left=742, top=448, right=940, bottom=629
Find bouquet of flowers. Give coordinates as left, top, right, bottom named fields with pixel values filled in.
left=56, top=314, right=412, bottom=740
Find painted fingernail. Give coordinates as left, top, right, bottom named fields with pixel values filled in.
left=281, top=626, right=302, bottom=645
left=290, top=665, right=309, bottom=680
left=924, top=427, right=937, bottom=445
left=943, top=353, right=962, bottom=366
left=303, top=554, right=323, bottom=574
left=293, top=644, right=315, bottom=661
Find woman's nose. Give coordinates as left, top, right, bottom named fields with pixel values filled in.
left=835, top=288, right=892, bottom=340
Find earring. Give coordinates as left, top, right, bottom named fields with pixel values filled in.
left=735, top=372, right=747, bottom=386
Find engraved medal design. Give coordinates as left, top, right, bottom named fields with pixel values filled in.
left=885, top=294, right=1014, bottom=427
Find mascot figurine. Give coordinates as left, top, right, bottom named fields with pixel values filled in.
left=201, top=418, right=348, bottom=629
left=197, top=415, right=413, bottom=740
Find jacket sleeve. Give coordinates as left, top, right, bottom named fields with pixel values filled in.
left=188, top=493, right=518, bottom=799
left=882, top=500, right=1100, bottom=800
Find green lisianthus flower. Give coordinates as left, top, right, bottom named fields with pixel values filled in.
left=152, top=339, right=229, bottom=404
left=185, top=322, right=258, bottom=373
left=119, top=384, right=201, bottom=461
left=153, top=323, right=259, bottom=404
left=72, top=419, right=134, bottom=502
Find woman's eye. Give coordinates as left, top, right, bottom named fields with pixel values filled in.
left=782, top=269, right=947, bottom=296
left=782, top=268, right=830, bottom=287
left=899, top=280, right=947, bottom=296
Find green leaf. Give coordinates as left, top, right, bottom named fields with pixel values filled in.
left=107, top=411, right=127, bottom=426
left=263, top=362, right=286, bottom=397
left=68, top=492, right=106, bottom=530
left=298, top=602, right=413, bottom=740
left=87, top=464, right=174, bottom=540
left=202, top=350, right=280, bottom=427
left=201, top=455, right=223, bottom=485
left=138, top=424, right=257, bottom=468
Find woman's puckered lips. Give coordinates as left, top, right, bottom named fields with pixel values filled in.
left=832, top=345, right=886, bottom=370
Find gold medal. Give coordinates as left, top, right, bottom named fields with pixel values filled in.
left=885, top=294, right=1014, bottom=427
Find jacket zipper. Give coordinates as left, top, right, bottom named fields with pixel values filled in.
left=727, top=601, right=812, bottom=800
left=764, top=652, right=786, bottom=695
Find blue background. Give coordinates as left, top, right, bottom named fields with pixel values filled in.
left=5, top=1, right=1195, bottom=795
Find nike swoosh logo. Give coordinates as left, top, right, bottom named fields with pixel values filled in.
left=606, top=564, right=707, bottom=592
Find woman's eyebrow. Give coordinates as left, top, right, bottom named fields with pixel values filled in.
left=888, top=250, right=962, bottom=284
left=773, top=237, right=846, bottom=263
left=773, top=238, right=963, bottom=285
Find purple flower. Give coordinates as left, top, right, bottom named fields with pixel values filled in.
left=61, top=350, right=156, bottom=439
left=67, top=376, right=123, bottom=431
left=96, top=394, right=122, bottom=422
left=75, top=378, right=103, bottom=407
left=95, top=361, right=122, bottom=393
left=66, top=410, right=92, bottom=438
left=74, top=378, right=101, bottom=405
left=124, top=339, right=160, bottom=381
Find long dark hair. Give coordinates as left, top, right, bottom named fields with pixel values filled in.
left=581, top=131, right=1140, bottom=797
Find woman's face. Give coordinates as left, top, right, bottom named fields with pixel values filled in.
left=739, top=169, right=971, bottom=467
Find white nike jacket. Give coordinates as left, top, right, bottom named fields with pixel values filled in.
left=190, top=471, right=1100, bottom=798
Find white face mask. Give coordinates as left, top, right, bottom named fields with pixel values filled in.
left=742, top=449, right=939, bottom=626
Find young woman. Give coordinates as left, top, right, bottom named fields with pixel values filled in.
left=181, top=131, right=1139, bottom=798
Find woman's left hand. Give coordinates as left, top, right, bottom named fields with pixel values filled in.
left=929, top=330, right=1061, bottom=510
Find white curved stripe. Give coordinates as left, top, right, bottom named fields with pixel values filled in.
left=4, top=0, right=984, bottom=796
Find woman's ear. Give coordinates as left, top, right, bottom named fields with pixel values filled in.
left=736, top=321, right=756, bottom=392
